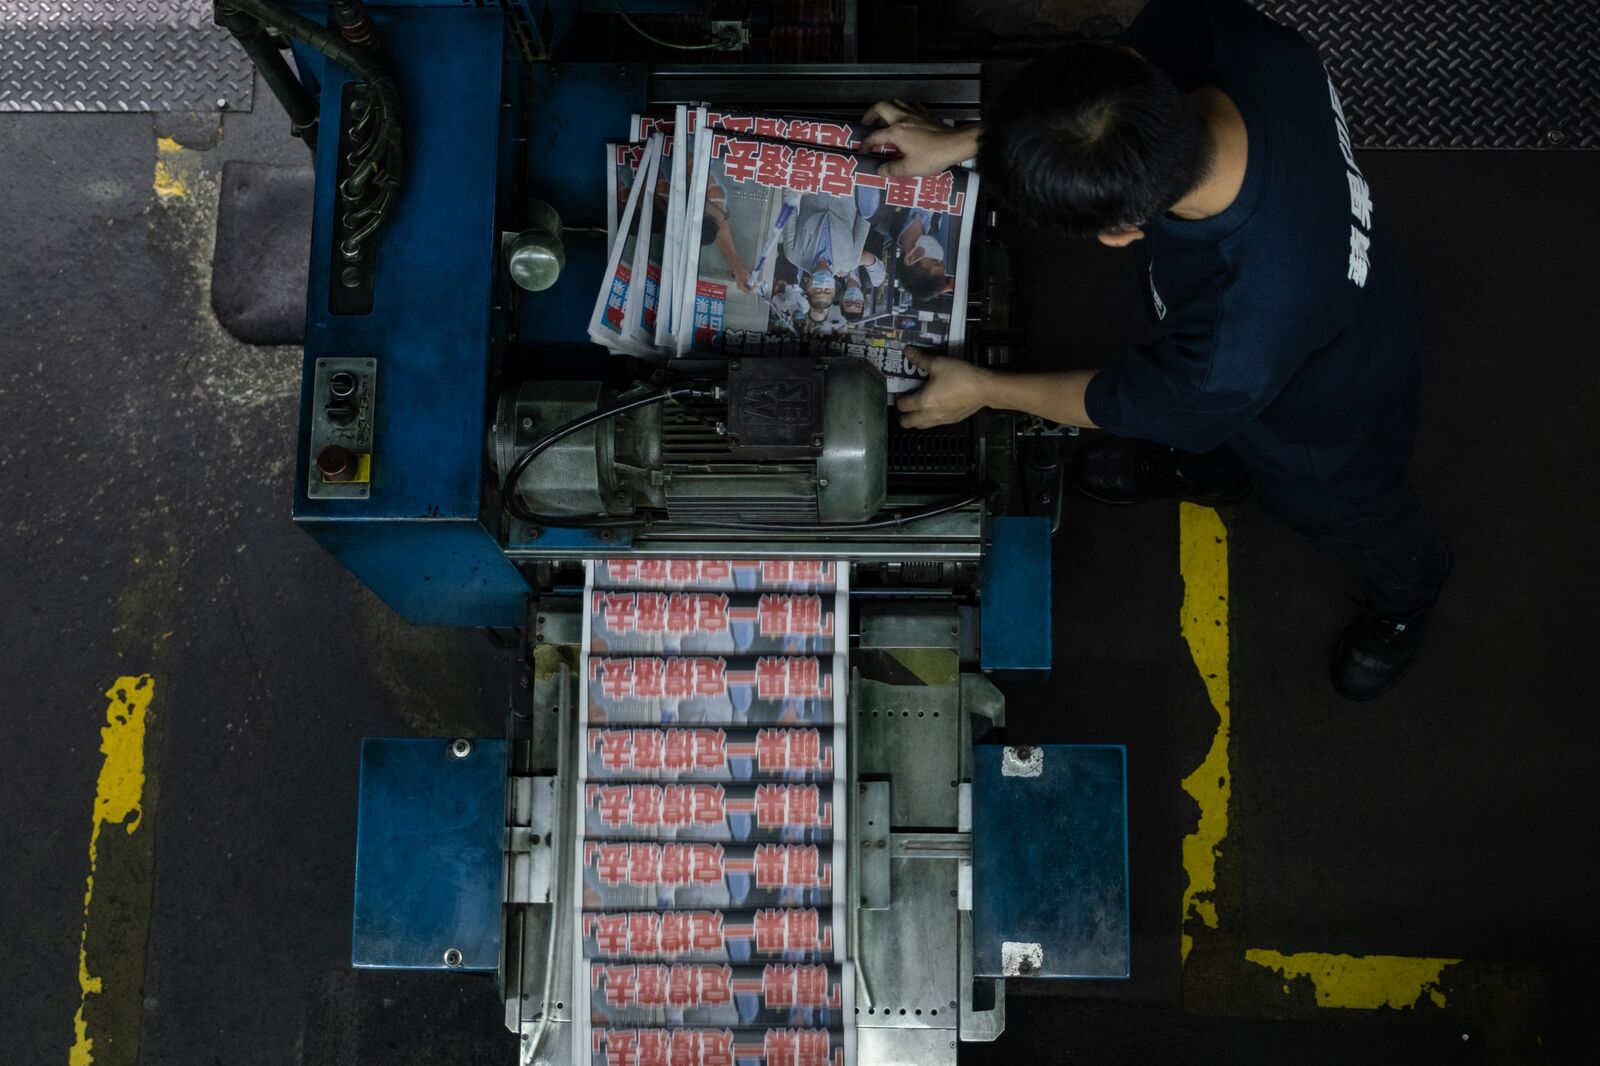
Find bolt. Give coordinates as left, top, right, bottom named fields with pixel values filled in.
left=714, top=421, right=727, bottom=436
left=217, top=97, right=229, bottom=110
left=448, top=738, right=473, bottom=759
left=1546, top=129, right=1566, bottom=145
left=811, top=436, right=824, bottom=447
left=599, top=528, right=615, bottom=541
left=526, top=527, right=541, bottom=541
left=1017, top=958, right=1034, bottom=975
left=521, top=416, right=534, bottom=430
left=614, top=490, right=629, bottom=503
left=520, top=674, right=531, bottom=689
left=442, top=948, right=463, bottom=967
left=817, top=478, right=829, bottom=489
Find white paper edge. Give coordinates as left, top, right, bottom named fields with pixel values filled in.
left=675, top=108, right=714, bottom=358
left=946, top=167, right=980, bottom=352
left=654, top=104, right=689, bottom=348
left=623, top=137, right=663, bottom=352
left=573, top=563, right=595, bottom=1066
left=587, top=135, right=657, bottom=355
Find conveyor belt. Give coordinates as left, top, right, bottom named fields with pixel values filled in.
left=575, top=559, right=856, bottom=1066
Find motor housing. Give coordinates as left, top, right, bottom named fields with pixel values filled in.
left=491, top=358, right=888, bottom=525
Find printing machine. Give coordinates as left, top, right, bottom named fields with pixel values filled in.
left=217, top=2, right=1131, bottom=1062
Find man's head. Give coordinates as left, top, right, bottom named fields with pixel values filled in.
left=978, top=42, right=1213, bottom=245
left=841, top=285, right=866, bottom=318
left=805, top=269, right=836, bottom=309
left=901, top=238, right=949, bottom=300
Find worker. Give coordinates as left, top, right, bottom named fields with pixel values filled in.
left=863, top=0, right=1450, bottom=700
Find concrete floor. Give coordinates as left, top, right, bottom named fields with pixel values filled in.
left=2, top=55, right=1597, bottom=1066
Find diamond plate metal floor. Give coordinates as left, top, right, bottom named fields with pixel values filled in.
left=1249, top=0, right=1596, bottom=149
left=0, top=0, right=254, bottom=112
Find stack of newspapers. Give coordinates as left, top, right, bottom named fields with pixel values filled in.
left=590, top=108, right=978, bottom=394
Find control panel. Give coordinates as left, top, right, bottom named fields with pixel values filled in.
left=307, top=356, right=377, bottom=499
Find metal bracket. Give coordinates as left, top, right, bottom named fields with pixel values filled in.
left=958, top=911, right=1006, bottom=1043
left=857, top=780, right=891, bottom=910
left=506, top=774, right=556, bottom=904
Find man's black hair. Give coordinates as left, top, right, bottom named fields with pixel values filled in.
left=899, top=265, right=948, bottom=302
left=978, top=42, right=1214, bottom=237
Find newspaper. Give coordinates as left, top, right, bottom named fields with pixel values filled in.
left=586, top=655, right=839, bottom=726
left=593, top=557, right=839, bottom=593
left=585, top=726, right=839, bottom=781
left=590, top=1028, right=846, bottom=1066
left=607, top=142, right=644, bottom=250
left=582, top=781, right=842, bottom=842
left=580, top=907, right=842, bottom=963
left=681, top=134, right=977, bottom=392
left=588, top=962, right=847, bottom=1027
left=589, top=134, right=662, bottom=355
left=631, top=110, right=875, bottom=152
left=574, top=561, right=853, bottom=1066
left=594, top=112, right=978, bottom=396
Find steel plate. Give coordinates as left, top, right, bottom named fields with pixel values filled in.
left=1, top=0, right=254, bottom=113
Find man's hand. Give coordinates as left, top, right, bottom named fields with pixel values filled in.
left=861, top=100, right=980, bottom=177
left=895, top=348, right=994, bottom=429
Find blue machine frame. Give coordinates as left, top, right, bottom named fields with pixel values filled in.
left=291, top=4, right=528, bottom=627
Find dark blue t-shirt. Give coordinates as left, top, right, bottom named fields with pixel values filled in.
left=1082, top=0, right=1423, bottom=529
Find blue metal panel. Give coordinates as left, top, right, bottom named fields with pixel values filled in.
left=979, top=516, right=1052, bottom=673
left=311, top=519, right=528, bottom=627
left=509, top=524, right=634, bottom=552
left=353, top=738, right=507, bottom=971
left=291, top=5, right=530, bottom=625
left=971, top=744, right=1130, bottom=979
left=517, top=63, right=647, bottom=345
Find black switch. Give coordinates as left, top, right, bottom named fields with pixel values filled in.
left=326, top=400, right=357, bottom=427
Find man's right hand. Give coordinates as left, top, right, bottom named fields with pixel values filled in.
left=861, top=100, right=980, bottom=177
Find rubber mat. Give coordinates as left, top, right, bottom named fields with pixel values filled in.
left=1256, top=0, right=1598, bottom=149
left=0, top=0, right=254, bottom=112
left=212, top=161, right=313, bottom=346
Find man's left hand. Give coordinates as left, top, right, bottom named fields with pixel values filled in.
left=895, top=348, right=994, bottom=429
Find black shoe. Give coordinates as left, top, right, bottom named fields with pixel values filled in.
left=1074, top=437, right=1251, bottom=507
left=1331, top=546, right=1453, bottom=701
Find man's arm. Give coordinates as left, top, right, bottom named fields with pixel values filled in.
left=862, top=101, right=981, bottom=177
left=895, top=350, right=1100, bottom=430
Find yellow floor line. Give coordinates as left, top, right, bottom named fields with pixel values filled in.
left=152, top=137, right=189, bottom=198
left=69, top=675, right=153, bottom=1066
left=1245, top=949, right=1461, bottom=1009
left=1176, top=504, right=1464, bottom=1010
left=1177, top=503, right=1232, bottom=963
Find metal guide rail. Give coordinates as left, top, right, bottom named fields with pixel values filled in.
left=576, top=558, right=855, bottom=1066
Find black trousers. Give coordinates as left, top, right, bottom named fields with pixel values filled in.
left=1176, top=450, right=1447, bottom=615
